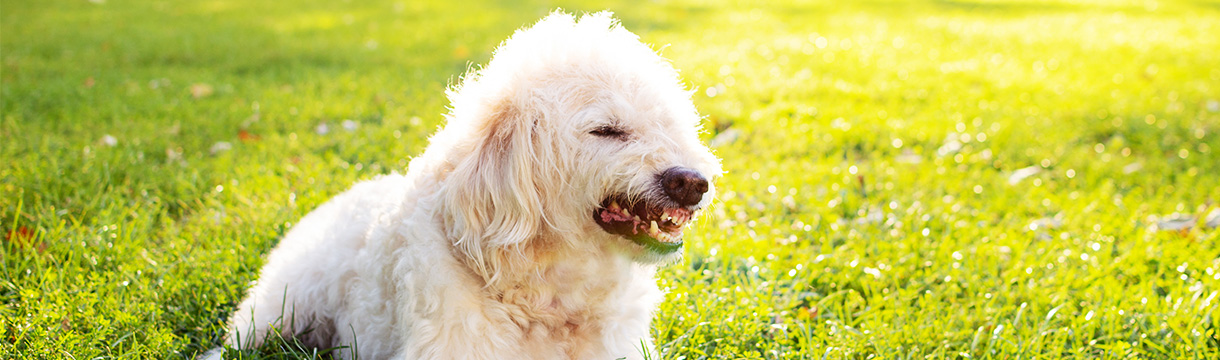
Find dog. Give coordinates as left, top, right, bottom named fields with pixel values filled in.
left=209, top=11, right=722, bottom=360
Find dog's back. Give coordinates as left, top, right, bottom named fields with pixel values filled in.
left=221, top=173, right=419, bottom=359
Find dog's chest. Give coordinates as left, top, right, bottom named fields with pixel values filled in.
left=492, top=274, right=625, bottom=356
left=507, top=300, right=605, bottom=358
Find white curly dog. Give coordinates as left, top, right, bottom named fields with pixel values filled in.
left=210, top=11, right=721, bottom=360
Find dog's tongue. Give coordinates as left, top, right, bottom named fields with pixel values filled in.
left=598, top=208, right=634, bottom=223
left=598, top=208, right=642, bottom=235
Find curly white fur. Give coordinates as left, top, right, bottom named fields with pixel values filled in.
left=212, top=11, right=722, bottom=360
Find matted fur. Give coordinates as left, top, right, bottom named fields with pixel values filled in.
left=213, top=11, right=722, bottom=360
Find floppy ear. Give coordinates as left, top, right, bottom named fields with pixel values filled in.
left=443, top=100, right=545, bottom=280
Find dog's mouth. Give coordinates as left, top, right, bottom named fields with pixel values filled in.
left=593, top=195, right=694, bottom=254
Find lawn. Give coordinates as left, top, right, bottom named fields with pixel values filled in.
left=3, top=0, right=1219, bottom=358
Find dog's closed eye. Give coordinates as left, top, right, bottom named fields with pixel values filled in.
left=589, top=125, right=629, bottom=139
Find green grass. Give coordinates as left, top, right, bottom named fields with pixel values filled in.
left=3, top=0, right=1219, bottom=358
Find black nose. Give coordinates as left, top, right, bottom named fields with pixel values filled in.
left=659, top=167, right=709, bottom=206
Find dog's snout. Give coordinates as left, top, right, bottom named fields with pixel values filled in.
left=660, top=167, right=709, bottom=206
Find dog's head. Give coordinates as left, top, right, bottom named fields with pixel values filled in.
left=432, top=11, right=722, bottom=272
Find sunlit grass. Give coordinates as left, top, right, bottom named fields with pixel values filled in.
left=3, top=0, right=1218, bottom=358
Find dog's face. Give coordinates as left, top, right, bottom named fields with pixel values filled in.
left=558, top=76, right=722, bottom=264
left=436, top=12, right=722, bottom=268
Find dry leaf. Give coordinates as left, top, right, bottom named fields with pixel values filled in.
left=238, top=130, right=260, bottom=142
left=190, top=83, right=214, bottom=98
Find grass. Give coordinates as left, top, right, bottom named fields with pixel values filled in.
left=3, top=0, right=1219, bottom=358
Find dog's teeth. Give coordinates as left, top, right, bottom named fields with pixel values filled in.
left=609, top=201, right=620, bottom=211
left=623, top=208, right=630, bottom=216
left=650, top=220, right=659, bottom=234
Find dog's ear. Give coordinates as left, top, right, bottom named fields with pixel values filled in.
left=443, top=99, right=547, bottom=280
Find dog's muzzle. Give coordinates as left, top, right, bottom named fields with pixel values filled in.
left=593, top=166, right=709, bottom=254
